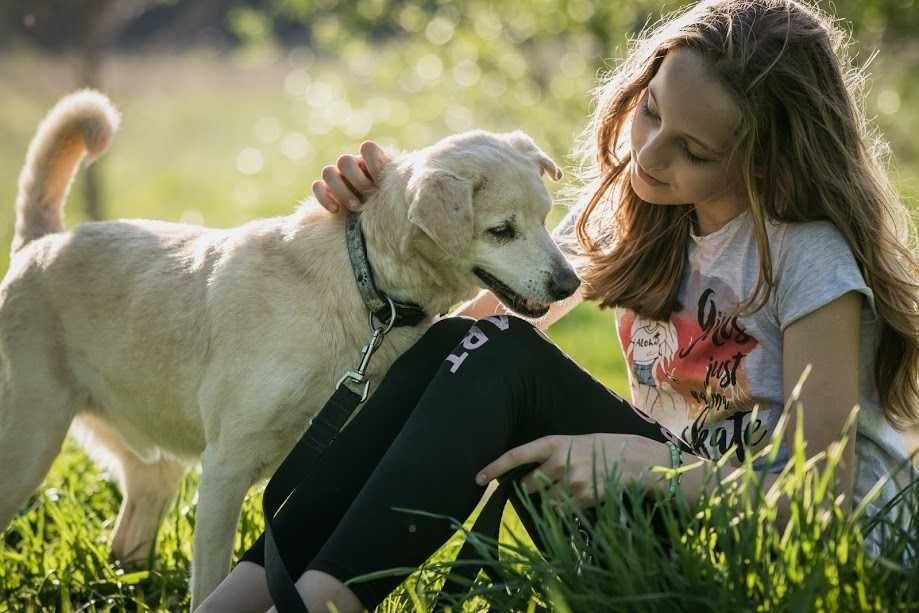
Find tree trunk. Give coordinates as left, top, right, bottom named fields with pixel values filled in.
left=79, top=0, right=110, bottom=221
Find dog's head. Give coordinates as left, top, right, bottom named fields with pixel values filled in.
left=389, top=130, right=580, bottom=317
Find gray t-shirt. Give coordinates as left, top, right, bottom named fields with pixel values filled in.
left=553, top=204, right=914, bottom=540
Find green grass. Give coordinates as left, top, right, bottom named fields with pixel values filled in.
left=0, top=45, right=917, bottom=610
left=431, top=409, right=919, bottom=612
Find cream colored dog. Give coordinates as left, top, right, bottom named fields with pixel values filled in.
left=0, top=90, right=580, bottom=606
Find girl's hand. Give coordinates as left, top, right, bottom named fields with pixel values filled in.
left=312, top=141, right=391, bottom=214
left=476, top=434, right=672, bottom=509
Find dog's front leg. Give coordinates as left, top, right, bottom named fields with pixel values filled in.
left=189, top=446, right=253, bottom=610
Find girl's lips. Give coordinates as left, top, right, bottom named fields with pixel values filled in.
left=634, top=160, right=667, bottom=186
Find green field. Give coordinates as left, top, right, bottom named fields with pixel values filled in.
left=0, top=50, right=630, bottom=611
left=0, top=45, right=917, bottom=610
left=0, top=48, right=632, bottom=382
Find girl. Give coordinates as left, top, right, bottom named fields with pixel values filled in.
left=199, top=1, right=918, bottom=611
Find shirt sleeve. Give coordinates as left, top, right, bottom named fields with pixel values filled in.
left=551, top=201, right=586, bottom=259
left=774, top=220, right=875, bottom=331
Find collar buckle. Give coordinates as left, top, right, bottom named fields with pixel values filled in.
left=335, top=295, right=396, bottom=403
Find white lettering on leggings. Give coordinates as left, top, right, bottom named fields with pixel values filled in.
left=483, top=315, right=509, bottom=330
left=446, top=325, right=486, bottom=373
left=462, top=325, right=489, bottom=350
left=445, top=317, right=511, bottom=374
left=445, top=351, right=468, bottom=373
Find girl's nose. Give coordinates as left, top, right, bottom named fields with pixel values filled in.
left=636, top=131, right=668, bottom=173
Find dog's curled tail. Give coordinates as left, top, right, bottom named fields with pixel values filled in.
left=12, top=89, right=120, bottom=254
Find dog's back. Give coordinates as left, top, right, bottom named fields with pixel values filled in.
left=0, top=90, right=364, bottom=585
left=31, top=220, right=217, bottom=448
left=3, top=90, right=313, bottom=455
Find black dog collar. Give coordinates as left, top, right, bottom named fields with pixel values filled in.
left=345, top=213, right=427, bottom=328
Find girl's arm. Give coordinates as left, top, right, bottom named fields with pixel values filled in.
left=677, top=291, right=862, bottom=515
left=477, top=292, right=862, bottom=522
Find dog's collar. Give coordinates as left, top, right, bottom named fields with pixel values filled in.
left=345, top=213, right=427, bottom=328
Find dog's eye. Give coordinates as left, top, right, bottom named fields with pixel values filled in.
left=487, top=224, right=516, bottom=240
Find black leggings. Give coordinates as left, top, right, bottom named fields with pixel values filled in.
left=240, top=315, right=676, bottom=609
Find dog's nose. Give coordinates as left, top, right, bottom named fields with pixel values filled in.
left=547, top=268, right=581, bottom=300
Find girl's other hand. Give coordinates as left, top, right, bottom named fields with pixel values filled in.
left=476, top=434, right=672, bottom=509
left=312, top=141, right=391, bottom=214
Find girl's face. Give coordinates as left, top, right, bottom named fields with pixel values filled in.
left=629, top=47, right=744, bottom=211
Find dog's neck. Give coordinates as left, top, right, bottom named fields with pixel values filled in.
left=356, top=160, right=478, bottom=319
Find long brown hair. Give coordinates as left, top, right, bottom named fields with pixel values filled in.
left=573, top=0, right=919, bottom=427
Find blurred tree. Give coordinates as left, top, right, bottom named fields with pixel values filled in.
left=251, top=0, right=919, bottom=53
left=1, top=0, right=915, bottom=218
left=78, top=0, right=117, bottom=221
left=3, top=0, right=166, bottom=219
left=1, top=0, right=917, bottom=54
left=0, top=0, right=245, bottom=51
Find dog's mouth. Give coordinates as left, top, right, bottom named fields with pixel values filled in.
left=473, top=267, right=550, bottom=318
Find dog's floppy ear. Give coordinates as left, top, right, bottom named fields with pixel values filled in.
left=506, top=131, right=563, bottom=181
left=407, top=168, right=474, bottom=259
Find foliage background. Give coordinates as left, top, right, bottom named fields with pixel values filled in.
left=0, top=0, right=917, bottom=610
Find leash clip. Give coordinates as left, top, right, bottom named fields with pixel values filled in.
left=335, top=296, right=396, bottom=403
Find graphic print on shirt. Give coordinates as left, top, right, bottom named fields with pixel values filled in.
left=625, top=318, right=680, bottom=415
left=618, top=272, right=767, bottom=462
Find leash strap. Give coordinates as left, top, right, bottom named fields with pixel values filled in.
left=262, top=214, right=431, bottom=611
left=263, top=384, right=362, bottom=613
left=264, top=392, right=535, bottom=611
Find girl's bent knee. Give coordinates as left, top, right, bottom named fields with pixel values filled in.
left=390, top=317, right=475, bottom=372
left=417, top=317, right=477, bottom=352
left=442, top=314, right=557, bottom=377
left=428, top=315, right=476, bottom=338
left=476, top=314, right=553, bottom=355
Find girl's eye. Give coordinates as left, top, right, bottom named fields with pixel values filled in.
left=487, top=224, right=516, bottom=240
left=642, top=91, right=711, bottom=166
left=681, top=142, right=709, bottom=165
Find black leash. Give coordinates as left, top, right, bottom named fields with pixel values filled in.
left=263, top=337, right=536, bottom=611
left=263, top=292, right=397, bottom=612
left=263, top=383, right=364, bottom=612
left=263, top=213, right=511, bottom=611
left=263, top=214, right=429, bottom=612
left=262, top=314, right=528, bottom=612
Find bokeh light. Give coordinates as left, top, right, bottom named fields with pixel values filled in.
left=236, top=147, right=264, bottom=175
left=254, top=117, right=281, bottom=144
